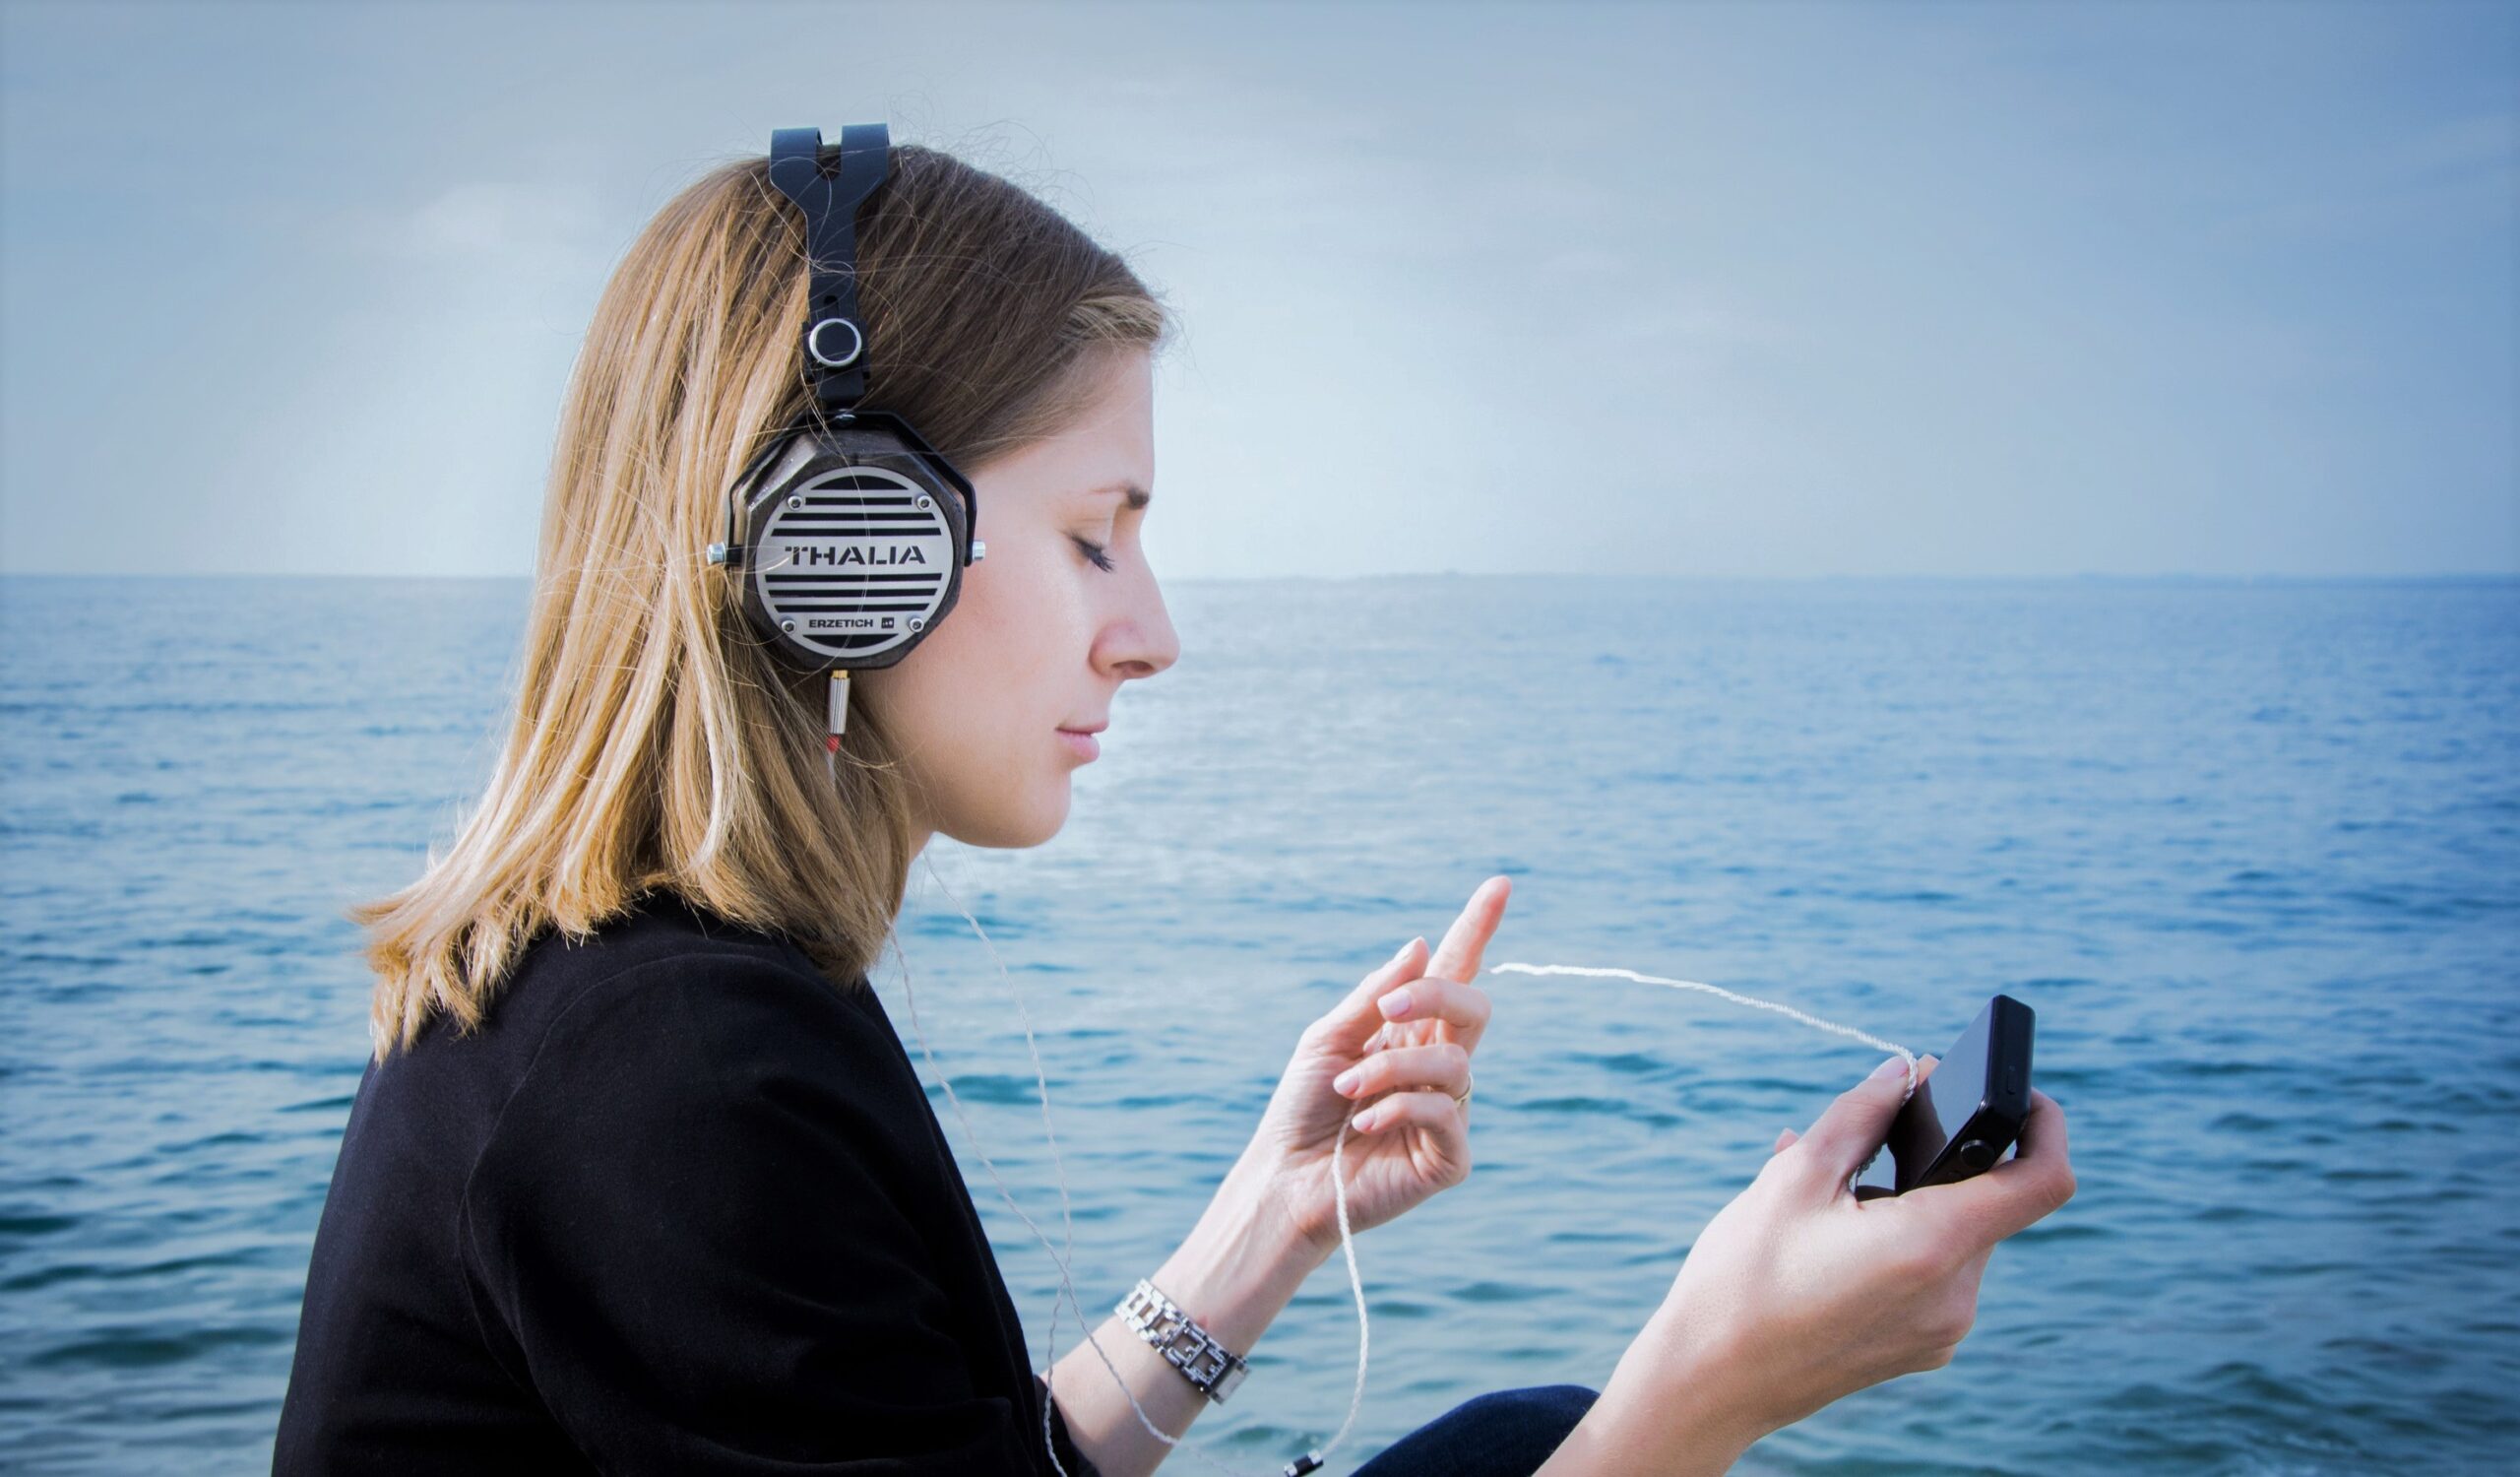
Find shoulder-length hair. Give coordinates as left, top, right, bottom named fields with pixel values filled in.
left=354, top=141, right=1170, bottom=1057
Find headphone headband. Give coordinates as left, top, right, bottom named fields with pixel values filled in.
left=767, top=124, right=892, bottom=412
left=709, top=122, right=980, bottom=693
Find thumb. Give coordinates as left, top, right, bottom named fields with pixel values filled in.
left=1790, top=1054, right=1924, bottom=1191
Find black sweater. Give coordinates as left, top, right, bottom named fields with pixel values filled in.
left=275, top=890, right=1103, bottom=1476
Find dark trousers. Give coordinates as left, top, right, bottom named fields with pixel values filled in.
left=1349, top=1384, right=1602, bottom=1477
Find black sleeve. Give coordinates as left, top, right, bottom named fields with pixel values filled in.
left=457, top=955, right=1100, bottom=1475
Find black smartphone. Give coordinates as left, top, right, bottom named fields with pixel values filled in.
left=1851, top=995, right=2036, bottom=1199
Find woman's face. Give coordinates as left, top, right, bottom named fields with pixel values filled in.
left=855, top=347, right=1177, bottom=851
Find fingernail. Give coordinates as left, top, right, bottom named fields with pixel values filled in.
left=1332, top=1068, right=1359, bottom=1095
left=1379, top=989, right=1414, bottom=1019
left=1871, top=1056, right=1906, bottom=1081
left=1391, top=938, right=1414, bottom=962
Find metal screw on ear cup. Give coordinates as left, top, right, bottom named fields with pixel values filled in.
left=781, top=619, right=796, bottom=633
left=705, top=543, right=728, bottom=565
left=909, top=617, right=924, bottom=632
left=914, top=495, right=933, bottom=511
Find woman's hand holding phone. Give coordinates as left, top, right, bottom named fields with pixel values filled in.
left=1540, top=1055, right=2078, bottom=1476
left=1243, top=883, right=2076, bottom=1477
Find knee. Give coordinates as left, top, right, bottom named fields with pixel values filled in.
left=1496, top=1383, right=1598, bottom=1408
left=1353, top=1384, right=1606, bottom=1477
left=1457, top=1383, right=1600, bottom=1428
left=1525, top=1383, right=1600, bottom=1425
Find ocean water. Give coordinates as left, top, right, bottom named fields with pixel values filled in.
left=2, top=574, right=2516, bottom=1475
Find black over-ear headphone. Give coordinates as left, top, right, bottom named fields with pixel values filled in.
left=706, top=125, right=982, bottom=751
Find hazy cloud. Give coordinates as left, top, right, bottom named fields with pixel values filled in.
left=2, top=0, right=2511, bottom=578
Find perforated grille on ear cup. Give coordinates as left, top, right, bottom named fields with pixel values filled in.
left=749, top=462, right=956, bottom=662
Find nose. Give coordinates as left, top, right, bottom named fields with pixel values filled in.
left=1101, top=556, right=1179, bottom=681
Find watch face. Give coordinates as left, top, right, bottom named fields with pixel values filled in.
left=1209, top=1361, right=1247, bottom=1403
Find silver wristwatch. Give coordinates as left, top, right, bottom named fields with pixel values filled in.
left=1116, top=1278, right=1250, bottom=1404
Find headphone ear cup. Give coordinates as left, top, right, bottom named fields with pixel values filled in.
left=730, top=418, right=969, bottom=672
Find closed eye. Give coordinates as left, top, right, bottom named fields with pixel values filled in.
left=1072, top=536, right=1116, bottom=572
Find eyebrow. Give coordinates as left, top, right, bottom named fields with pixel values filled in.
left=1091, top=482, right=1152, bottom=510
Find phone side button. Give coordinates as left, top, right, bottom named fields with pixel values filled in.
left=1956, top=1139, right=1997, bottom=1172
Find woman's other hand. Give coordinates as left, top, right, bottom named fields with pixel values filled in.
left=1602, top=1055, right=2078, bottom=1457
left=1247, top=875, right=1511, bottom=1259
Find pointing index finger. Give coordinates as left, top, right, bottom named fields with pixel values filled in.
left=1427, top=875, right=1512, bottom=983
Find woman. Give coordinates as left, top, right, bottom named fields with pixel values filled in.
left=273, top=136, right=2075, bottom=1477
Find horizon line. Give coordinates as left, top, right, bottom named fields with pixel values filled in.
left=3, top=569, right=2515, bottom=585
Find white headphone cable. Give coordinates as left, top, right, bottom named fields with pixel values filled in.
left=894, top=855, right=1920, bottom=1477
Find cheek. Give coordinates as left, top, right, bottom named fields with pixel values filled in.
left=949, top=552, right=1065, bottom=700
left=872, top=551, right=1068, bottom=753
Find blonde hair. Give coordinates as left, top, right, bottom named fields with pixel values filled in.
left=354, top=141, right=1171, bottom=1057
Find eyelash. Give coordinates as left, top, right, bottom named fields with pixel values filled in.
left=1072, top=536, right=1116, bottom=572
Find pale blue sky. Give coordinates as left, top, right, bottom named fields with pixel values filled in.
left=2, top=0, right=2512, bottom=578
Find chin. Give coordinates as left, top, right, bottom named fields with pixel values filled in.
left=940, top=780, right=1072, bottom=850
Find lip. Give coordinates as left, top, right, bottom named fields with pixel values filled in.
left=1056, top=727, right=1102, bottom=762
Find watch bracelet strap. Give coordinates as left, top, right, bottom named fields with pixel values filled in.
left=1115, top=1277, right=1250, bottom=1404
